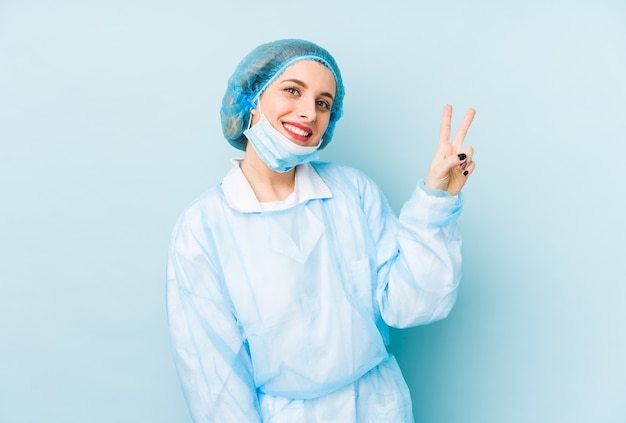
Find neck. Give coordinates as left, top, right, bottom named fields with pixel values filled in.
left=240, top=144, right=296, bottom=202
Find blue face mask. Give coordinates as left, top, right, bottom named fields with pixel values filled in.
left=244, top=112, right=321, bottom=173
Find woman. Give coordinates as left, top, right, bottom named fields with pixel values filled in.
left=167, top=39, right=475, bottom=422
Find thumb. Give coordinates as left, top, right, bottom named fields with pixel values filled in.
left=434, top=153, right=466, bottom=176
left=426, top=153, right=464, bottom=191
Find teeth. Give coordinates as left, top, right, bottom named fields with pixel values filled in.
left=284, top=124, right=310, bottom=137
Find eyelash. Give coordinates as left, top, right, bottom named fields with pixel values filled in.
left=316, top=100, right=330, bottom=110
left=284, top=87, right=331, bottom=111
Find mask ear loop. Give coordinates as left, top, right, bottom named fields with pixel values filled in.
left=247, top=99, right=263, bottom=130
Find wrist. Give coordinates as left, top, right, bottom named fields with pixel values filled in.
left=424, top=176, right=448, bottom=192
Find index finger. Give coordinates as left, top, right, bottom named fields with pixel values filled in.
left=438, top=104, right=453, bottom=147
left=452, top=108, right=476, bottom=149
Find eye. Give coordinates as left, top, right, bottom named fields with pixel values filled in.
left=316, top=99, right=331, bottom=111
left=285, top=87, right=300, bottom=96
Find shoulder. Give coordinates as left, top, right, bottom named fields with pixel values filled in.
left=310, top=161, right=388, bottom=213
left=170, top=186, right=226, bottom=242
left=311, top=161, right=377, bottom=191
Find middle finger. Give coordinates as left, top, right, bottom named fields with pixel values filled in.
left=452, top=108, right=476, bottom=149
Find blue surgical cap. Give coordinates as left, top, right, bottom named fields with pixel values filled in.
left=220, top=39, right=345, bottom=151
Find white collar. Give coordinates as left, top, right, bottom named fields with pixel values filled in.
left=221, top=159, right=332, bottom=213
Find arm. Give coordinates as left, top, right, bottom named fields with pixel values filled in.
left=374, top=105, right=476, bottom=328
left=166, top=215, right=262, bottom=422
left=374, top=180, right=463, bottom=328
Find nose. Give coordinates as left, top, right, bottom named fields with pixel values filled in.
left=297, top=98, right=317, bottom=123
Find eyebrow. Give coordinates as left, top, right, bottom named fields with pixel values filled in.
left=281, top=78, right=335, bottom=102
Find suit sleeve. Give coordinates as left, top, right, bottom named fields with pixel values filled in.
left=366, top=178, right=464, bottom=328
left=166, top=213, right=262, bottom=422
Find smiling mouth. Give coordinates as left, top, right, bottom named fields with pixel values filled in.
left=284, top=123, right=311, bottom=137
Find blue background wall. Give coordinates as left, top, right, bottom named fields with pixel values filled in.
left=1, top=0, right=625, bottom=421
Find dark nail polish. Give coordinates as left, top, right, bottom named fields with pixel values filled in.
left=463, top=170, right=469, bottom=176
left=458, top=153, right=467, bottom=160
left=461, top=162, right=467, bottom=170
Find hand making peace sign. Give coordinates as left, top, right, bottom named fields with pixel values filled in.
left=425, top=105, right=476, bottom=196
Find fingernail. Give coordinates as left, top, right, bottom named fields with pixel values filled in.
left=458, top=153, right=467, bottom=160
left=463, top=170, right=469, bottom=177
left=461, top=162, right=467, bottom=170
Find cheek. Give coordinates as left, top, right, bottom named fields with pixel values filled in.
left=318, top=115, right=331, bottom=133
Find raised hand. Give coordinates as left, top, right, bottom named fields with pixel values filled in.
left=425, top=104, right=476, bottom=196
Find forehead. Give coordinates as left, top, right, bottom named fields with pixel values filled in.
left=275, top=60, right=336, bottom=94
